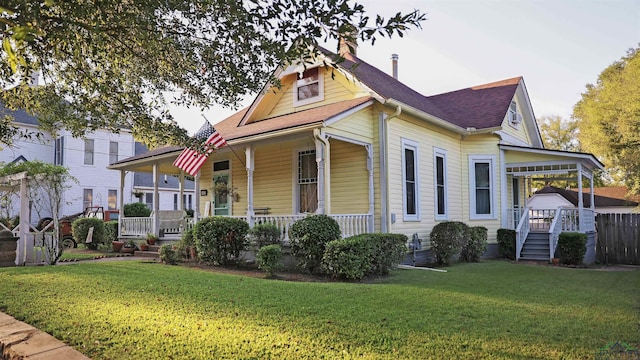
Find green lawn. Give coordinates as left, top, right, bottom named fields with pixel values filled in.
left=0, top=261, right=638, bottom=359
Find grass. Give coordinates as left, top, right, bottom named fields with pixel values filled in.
left=0, top=260, right=638, bottom=359
left=58, top=244, right=122, bottom=261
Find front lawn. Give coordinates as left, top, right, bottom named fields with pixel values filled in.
left=0, top=261, right=637, bottom=359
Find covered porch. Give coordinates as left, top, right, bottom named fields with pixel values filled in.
left=499, top=145, right=604, bottom=262
left=108, top=128, right=374, bottom=243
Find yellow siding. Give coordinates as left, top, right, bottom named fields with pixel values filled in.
left=504, top=150, right=579, bottom=164
left=326, top=106, right=374, bottom=143
left=500, top=99, right=530, bottom=144
left=330, top=140, right=369, bottom=214
left=385, top=112, right=464, bottom=245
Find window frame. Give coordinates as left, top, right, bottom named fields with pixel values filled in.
left=54, top=137, right=64, bottom=165
left=469, top=155, right=497, bottom=220
left=401, top=139, right=420, bottom=221
left=109, top=141, right=118, bottom=164
left=292, top=67, right=324, bottom=107
left=82, top=189, right=93, bottom=210
left=108, top=189, right=117, bottom=210
left=84, top=139, right=94, bottom=165
left=434, top=147, right=448, bottom=220
left=293, top=148, right=318, bottom=214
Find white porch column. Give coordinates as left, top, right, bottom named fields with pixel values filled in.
left=118, top=171, right=125, bottom=238
left=314, top=131, right=327, bottom=215
left=577, top=162, right=584, bottom=231
left=500, top=149, right=508, bottom=228
left=589, top=174, right=595, bottom=211
left=194, top=172, right=201, bottom=222
left=366, top=144, right=375, bottom=233
left=178, top=171, right=185, bottom=211
left=18, top=176, right=29, bottom=265
left=152, top=163, right=160, bottom=236
left=246, top=146, right=255, bottom=227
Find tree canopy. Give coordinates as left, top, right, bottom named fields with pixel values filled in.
left=0, top=1, right=425, bottom=148
left=573, top=46, right=640, bottom=194
left=537, top=115, right=580, bottom=152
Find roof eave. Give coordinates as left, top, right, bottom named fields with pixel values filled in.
left=385, top=98, right=469, bottom=135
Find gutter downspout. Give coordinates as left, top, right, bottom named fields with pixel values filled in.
left=379, top=105, right=401, bottom=233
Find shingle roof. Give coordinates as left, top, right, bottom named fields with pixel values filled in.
left=536, top=186, right=639, bottom=208
left=0, top=104, right=39, bottom=126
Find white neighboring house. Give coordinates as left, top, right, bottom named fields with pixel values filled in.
left=528, top=186, right=640, bottom=214
left=0, top=105, right=137, bottom=224
left=131, top=142, right=195, bottom=213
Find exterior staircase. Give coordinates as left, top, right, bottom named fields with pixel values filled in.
left=134, top=244, right=160, bottom=260
left=519, top=232, right=551, bottom=261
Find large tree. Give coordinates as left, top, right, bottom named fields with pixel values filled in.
left=573, top=46, right=640, bottom=194
left=537, top=115, right=581, bottom=152
left=0, top=1, right=425, bottom=147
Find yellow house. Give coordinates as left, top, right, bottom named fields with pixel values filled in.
left=109, top=45, right=603, bottom=264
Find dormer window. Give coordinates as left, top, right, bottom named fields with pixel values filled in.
left=508, top=100, right=522, bottom=127
left=294, top=67, right=324, bottom=106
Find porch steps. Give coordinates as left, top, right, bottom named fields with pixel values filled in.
left=134, top=244, right=160, bottom=260
left=519, top=232, right=550, bottom=262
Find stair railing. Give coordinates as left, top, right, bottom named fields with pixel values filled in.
left=515, top=209, right=530, bottom=261
left=547, top=207, right=564, bottom=261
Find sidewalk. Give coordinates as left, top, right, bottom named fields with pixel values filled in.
left=0, top=312, right=89, bottom=360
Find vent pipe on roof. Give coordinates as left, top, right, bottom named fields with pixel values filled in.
left=391, top=54, right=399, bottom=80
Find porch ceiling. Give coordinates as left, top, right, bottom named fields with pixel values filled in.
left=500, top=144, right=604, bottom=175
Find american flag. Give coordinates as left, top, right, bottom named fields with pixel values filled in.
left=173, top=121, right=227, bottom=176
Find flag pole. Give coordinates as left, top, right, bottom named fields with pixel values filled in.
left=202, top=115, right=246, bottom=168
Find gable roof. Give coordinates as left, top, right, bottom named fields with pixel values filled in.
left=535, top=186, right=639, bottom=208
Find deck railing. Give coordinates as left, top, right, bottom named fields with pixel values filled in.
left=515, top=210, right=530, bottom=261
left=548, top=207, right=565, bottom=261
left=120, top=217, right=153, bottom=237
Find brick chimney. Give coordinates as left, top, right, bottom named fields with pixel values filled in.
left=391, top=54, right=399, bottom=80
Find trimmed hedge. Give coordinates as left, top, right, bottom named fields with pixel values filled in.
left=430, top=221, right=469, bottom=266
left=123, top=202, right=151, bottom=217
left=104, top=220, right=119, bottom=243
left=497, top=228, right=516, bottom=260
left=321, top=233, right=408, bottom=280
left=193, top=216, right=249, bottom=266
left=256, top=244, right=283, bottom=277
left=557, top=232, right=587, bottom=266
left=461, top=226, right=488, bottom=262
left=249, top=223, right=282, bottom=248
left=71, top=218, right=105, bottom=250
left=289, top=215, right=341, bottom=274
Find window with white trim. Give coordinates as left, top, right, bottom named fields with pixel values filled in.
left=434, top=148, right=447, bottom=220
left=145, top=193, right=153, bottom=209
left=82, top=189, right=93, bottom=210
left=293, top=67, right=324, bottom=106
left=84, top=139, right=94, bottom=165
left=54, top=137, right=64, bottom=165
left=469, top=155, right=496, bottom=219
left=109, top=141, right=118, bottom=164
left=402, top=139, right=420, bottom=221
left=297, top=149, right=318, bottom=213
left=108, top=189, right=117, bottom=210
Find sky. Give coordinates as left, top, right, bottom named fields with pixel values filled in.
left=173, top=0, right=640, bottom=135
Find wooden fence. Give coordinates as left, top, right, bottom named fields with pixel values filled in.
left=595, top=213, right=640, bottom=265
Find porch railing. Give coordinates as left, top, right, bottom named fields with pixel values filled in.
left=119, top=213, right=371, bottom=242
left=515, top=210, right=530, bottom=261
left=548, top=207, right=564, bottom=261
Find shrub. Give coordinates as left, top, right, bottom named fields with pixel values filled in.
left=289, top=215, right=341, bottom=274
left=461, top=226, right=488, bottom=262
left=557, top=232, right=587, bottom=266
left=123, top=202, right=151, bottom=217
left=175, top=228, right=195, bottom=261
left=322, top=236, right=372, bottom=279
left=249, top=223, right=282, bottom=249
left=104, top=220, right=119, bottom=243
left=497, top=228, right=516, bottom=260
left=429, top=221, right=469, bottom=266
left=193, top=216, right=249, bottom=266
left=159, top=245, right=178, bottom=265
left=71, top=218, right=105, bottom=250
left=366, top=233, right=408, bottom=276
left=256, top=244, right=283, bottom=277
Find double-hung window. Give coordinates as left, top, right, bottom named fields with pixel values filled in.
left=108, top=189, right=117, bottom=210
left=83, top=189, right=93, bottom=210
left=401, top=139, right=420, bottom=221
left=109, top=141, right=118, bottom=164
left=434, top=148, right=448, bottom=220
left=54, top=137, right=64, bottom=165
left=84, top=139, right=94, bottom=165
left=469, top=155, right=496, bottom=219
left=297, top=149, right=318, bottom=213
left=293, top=67, right=324, bottom=106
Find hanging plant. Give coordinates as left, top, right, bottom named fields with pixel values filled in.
left=212, top=182, right=239, bottom=202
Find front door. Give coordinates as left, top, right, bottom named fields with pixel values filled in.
left=213, top=161, right=230, bottom=216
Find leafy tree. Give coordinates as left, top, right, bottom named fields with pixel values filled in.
left=574, top=46, right=640, bottom=194
left=0, top=1, right=425, bottom=147
left=538, top=115, right=580, bottom=152
left=0, top=160, right=77, bottom=264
